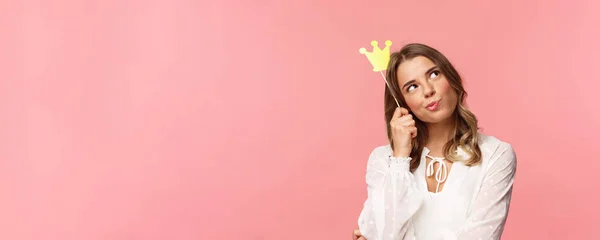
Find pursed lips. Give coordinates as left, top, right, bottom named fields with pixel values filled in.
left=426, top=99, right=440, bottom=108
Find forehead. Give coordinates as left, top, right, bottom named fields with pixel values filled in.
left=396, top=56, right=437, bottom=84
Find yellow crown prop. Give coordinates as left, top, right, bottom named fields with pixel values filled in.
left=359, top=40, right=392, bottom=72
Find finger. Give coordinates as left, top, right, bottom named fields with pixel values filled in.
left=392, top=107, right=402, bottom=120
left=409, top=126, right=418, bottom=138
left=399, top=107, right=409, bottom=116
left=394, top=116, right=415, bottom=127
left=395, top=113, right=412, bottom=123
left=358, top=237, right=366, bottom=240
left=390, top=114, right=413, bottom=122
left=353, top=229, right=361, bottom=240
left=392, top=107, right=409, bottom=120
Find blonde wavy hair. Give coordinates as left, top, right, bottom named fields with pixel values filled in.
left=383, top=43, right=482, bottom=172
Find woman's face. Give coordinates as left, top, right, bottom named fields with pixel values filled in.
left=396, top=56, right=458, bottom=124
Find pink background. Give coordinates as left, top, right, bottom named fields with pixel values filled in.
left=1, top=0, right=599, bottom=239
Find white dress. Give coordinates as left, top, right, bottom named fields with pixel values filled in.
left=357, top=133, right=517, bottom=240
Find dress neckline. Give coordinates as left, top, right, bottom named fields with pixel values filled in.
left=420, top=147, right=458, bottom=195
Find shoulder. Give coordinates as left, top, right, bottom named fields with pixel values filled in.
left=366, top=144, right=392, bottom=163
left=369, top=144, right=393, bottom=158
left=477, top=132, right=517, bottom=172
left=364, top=144, right=396, bottom=169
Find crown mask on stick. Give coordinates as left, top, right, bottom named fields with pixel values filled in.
left=359, top=40, right=400, bottom=107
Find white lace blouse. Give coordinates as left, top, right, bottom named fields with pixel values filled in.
left=357, top=133, right=517, bottom=240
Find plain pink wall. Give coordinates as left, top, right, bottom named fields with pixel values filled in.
left=1, top=0, right=599, bottom=239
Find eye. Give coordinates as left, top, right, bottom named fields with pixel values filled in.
left=407, top=84, right=417, bottom=92
left=429, top=70, right=441, bottom=79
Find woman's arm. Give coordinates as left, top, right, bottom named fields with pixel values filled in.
left=357, top=146, right=424, bottom=240
left=442, top=143, right=517, bottom=240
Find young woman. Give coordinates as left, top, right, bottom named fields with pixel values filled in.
left=352, top=43, right=517, bottom=240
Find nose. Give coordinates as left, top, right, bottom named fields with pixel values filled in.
left=423, top=82, right=436, bottom=98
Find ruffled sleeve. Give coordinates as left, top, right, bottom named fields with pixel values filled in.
left=357, top=146, right=424, bottom=240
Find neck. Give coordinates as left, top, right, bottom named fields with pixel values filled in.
left=425, top=114, right=456, bottom=153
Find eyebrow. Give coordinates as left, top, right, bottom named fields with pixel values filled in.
left=401, top=66, right=439, bottom=90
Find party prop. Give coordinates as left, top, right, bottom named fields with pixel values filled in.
left=359, top=40, right=400, bottom=107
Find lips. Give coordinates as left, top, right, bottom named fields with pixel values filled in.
left=426, top=100, right=440, bottom=111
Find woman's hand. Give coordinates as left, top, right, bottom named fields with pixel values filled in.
left=390, top=107, right=417, bottom=157
left=353, top=228, right=367, bottom=240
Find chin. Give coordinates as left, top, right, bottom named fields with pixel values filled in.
left=418, top=109, right=454, bottom=124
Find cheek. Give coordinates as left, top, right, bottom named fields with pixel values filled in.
left=437, top=79, right=452, bottom=94
left=438, top=79, right=458, bottom=101
left=404, top=96, right=422, bottom=112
